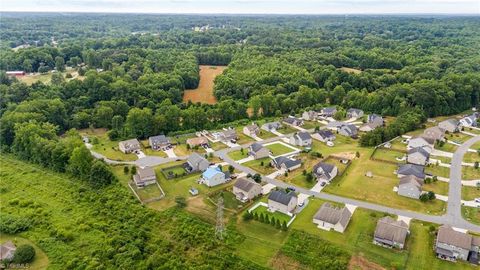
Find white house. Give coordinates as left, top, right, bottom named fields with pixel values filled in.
left=313, top=203, right=352, bottom=233
left=312, top=129, right=336, bottom=142
left=268, top=190, right=297, bottom=215
left=407, top=136, right=434, bottom=152
left=313, top=162, right=338, bottom=181
left=438, top=119, right=459, bottom=133
left=290, top=131, right=312, bottom=146
left=243, top=124, right=260, bottom=137
left=119, top=139, right=141, bottom=154
left=302, top=110, right=318, bottom=121
left=346, top=108, right=364, bottom=119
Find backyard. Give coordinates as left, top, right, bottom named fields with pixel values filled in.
left=208, top=190, right=246, bottom=211
left=243, top=158, right=276, bottom=175
left=89, top=134, right=138, bottom=161
left=435, top=142, right=458, bottom=153
left=265, top=142, right=297, bottom=156
left=250, top=204, right=293, bottom=224
left=372, top=148, right=405, bottom=164
left=277, top=153, right=323, bottom=189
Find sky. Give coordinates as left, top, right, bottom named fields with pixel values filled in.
left=1, top=0, right=479, bottom=14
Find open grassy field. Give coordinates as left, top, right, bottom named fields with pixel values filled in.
left=17, top=70, right=85, bottom=85
left=0, top=234, right=49, bottom=270
left=243, top=158, right=276, bottom=175
left=372, top=148, right=405, bottom=163
left=265, top=142, right=296, bottom=156
left=462, top=166, right=480, bottom=180
left=234, top=127, right=255, bottom=144
left=276, top=125, right=297, bottom=135
left=256, top=129, right=277, bottom=139
left=339, top=67, right=362, bottom=74
left=311, top=135, right=362, bottom=158
left=389, top=137, right=409, bottom=151
left=302, top=120, right=321, bottom=130
left=183, top=65, right=226, bottom=104
left=87, top=133, right=138, bottom=161
left=209, top=190, right=245, bottom=211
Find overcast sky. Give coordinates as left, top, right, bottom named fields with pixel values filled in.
left=1, top=0, right=479, bottom=14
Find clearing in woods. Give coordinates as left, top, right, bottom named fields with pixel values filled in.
left=183, top=65, right=227, bottom=104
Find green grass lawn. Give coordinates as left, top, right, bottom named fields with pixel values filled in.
left=209, top=190, right=245, bottom=210
left=302, top=120, right=321, bottom=130
left=430, top=155, right=451, bottom=164
left=143, top=147, right=168, bottom=157
left=435, top=142, right=458, bottom=153
left=390, top=137, right=409, bottom=152
left=372, top=148, right=405, bottom=163
left=211, top=141, right=228, bottom=151
left=234, top=127, right=255, bottom=144
left=251, top=205, right=293, bottom=224
left=446, top=132, right=473, bottom=143
left=462, top=166, right=480, bottom=180
left=463, top=206, right=480, bottom=225
left=425, top=165, right=450, bottom=178
left=423, top=181, right=449, bottom=196
left=161, top=165, right=188, bottom=178
left=90, top=134, right=138, bottom=161
left=257, top=129, right=277, bottom=139
left=132, top=184, right=163, bottom=201
left=464, top=127, right=480, bottom=135
left=0, top=234, right=49, bottom=270
left=243, top=158, right=276, bottom=175
left=276, top=125, right=297, bottom=135
left=463, top=151, right=480, bottom=163
left=311, top=135, right=360, bottom=157
left=265, top=142, right=296, bottom=156
left=228, top=149, right=249, bottom=161
left=276, top=153, right=322, bottom=189
left=462, top=186, right=480, bottom=201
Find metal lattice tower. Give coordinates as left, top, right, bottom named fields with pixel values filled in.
left=215, top=196, right=225, bottom=240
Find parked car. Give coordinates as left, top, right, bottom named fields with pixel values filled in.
left=320, top=182, right=327, bottom=187
left=326, top=141, right=334, bottom=147
left=475, top=198, right=480, bottom=203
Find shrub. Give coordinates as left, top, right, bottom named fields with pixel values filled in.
left=0, top=214, right=30, bottom=234
left=175, top=196, right=186, bottom=208
left=12, top=244, right=35, bottom=264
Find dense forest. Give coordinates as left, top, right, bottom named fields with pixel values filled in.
left=1, top=13, right=480, bottom=166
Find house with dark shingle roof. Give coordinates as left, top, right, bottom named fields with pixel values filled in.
left=289, top=131, right=312, bottom=146
left=338, top=124, right=358, bottom=138
left=283, top=116, right=304, bottom=127
left=268, top=190, right=298, bottom=215
left=118, top=138, right=141, bottom=154
left=407, top=136, right=434, bottom=153
left=313, top=203, right=352, bottom=233
left=148, top=135, right=171, bottom=151
left=271, top=156, right=302, bottom=171
left=439, top=119, right=459, bottom=133
left=248, top=142, right=271, bottom=159
left=133, top=166, right=157, bottom=188
left=373, top=216, right=409, bottom=249
left=398, top=175, right=423, bottom=199
left=232, top=178, right=262, bottom=201
left=407, top=147, right=430, bottom=166
left=321, top=107, right=337, bottom=117
left=368, top=114, right=384, bottom=126
left=312, top=129, right=336, bottom=142
left=313, top=162, right=338, bottom=181
left=436, top=225, right=480, bottom=264
left=397, top=164, right=425, bottom=179
left=302, top=110, right=319, bottom=121
left=186, top=153, right=210, bottom=172
left=459, top=114, right=478, bottom=128
left=346, top=108, right=364, bottom=119
left=261, top=121, right=282, bottom=132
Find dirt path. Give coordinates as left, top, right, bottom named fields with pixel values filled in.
left=183, top=65, right=227, bottom=104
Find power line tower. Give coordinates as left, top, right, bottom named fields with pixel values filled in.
left=215, top=196, right=225, bottom=240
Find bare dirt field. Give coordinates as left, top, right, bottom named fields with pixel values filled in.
left=183, top=65, right=227, bottom=104
left=348, top=255, right=385, bottom=270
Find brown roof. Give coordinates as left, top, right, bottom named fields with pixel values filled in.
left=313, top=203, right=352, bottom=228
left=437, top=225, right=473, bottom=250
left=374, top=217, right=409, bottom=245
left=399, top=175, right=423, bottom=190
left=187, top=136, right=208, bottom=146
left=136, top=167, right=156, bottom=181
left=234, top=178, right=260, bottom=193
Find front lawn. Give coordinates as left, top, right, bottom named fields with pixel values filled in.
left=423, top=181, right=449, bottom=196
left=462, top=186, right=480, bottom=201
left=435, top=142, right=458, bottom=153
left=143, top=147, right=168, bottom=157
left=425, top=165, right=450, bottom=178
left=462, top=166, right=480, bottom=180
left=277, top=125, right=297, bottom=135
left=228, top=149, right=249, bottom=161
left=464, top=151, right=480, bottom=163
left=302, top=120, right=321, bottom=130
left=446, top=132, right=472, bottom=144
left=90, top=134, right=138, bottom=161
left=463, top=206, right=480, bottom=225
left=265, top=142, right=297, bottom=156
left=430, top=155, right=451, bottom=164
left=257, top=129, right=277, bottom=139
left=276, top=153, right=322, bottom=189
left=243, top=158, right=276, bottom=175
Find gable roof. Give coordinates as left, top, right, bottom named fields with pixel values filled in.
left=188, top=152, right=209, bottom=166
left=272, top=156, right=302, bottom=170
left=374, top=216, right=409, bottom=245
left=149, top=135, right=169, bottom=144
left=398, top=164, right=425, bottom=179
left=340, top=124, right=358, bottom=135
left=283, top=117, right=302, bottom=125
left=245, top=124, right=259, bottom=132
left=399, top=175, right=423, bottom=191
left=0, top=241, right=16, bottom=260
left=119, top=138, right=140, bottom=149
left=250, top=142, right=265, bottom=153
left=439, top=119, right=459, bottom=127
left=234, top=178, right=260, bottom=193
left=202, top=166, right=224, bottom=179
left=295, top=131, right=312, bottom=141
left=322, top=107, right=337, bottom=114
left=368, top=114, right=383, bottom=123
left=408, top=147, right=430, bottom=158
left=314, top=203, right=352, bottom=227
left=408, top=136, right=435, bottom=146
left=262, top=121, right=282, bottom=130
left=137, top=166, right=156, bottom=180
left=316, top=129, right=334, bottom=138
left=268, top=190, right=297, bottom=205
left=347, top=108, right=363, bottom=114
left=327, top=121, right=345, bottom=128
left=437, top=225, right=473, bottom=250
left=187, top=136, right=208, bottom=145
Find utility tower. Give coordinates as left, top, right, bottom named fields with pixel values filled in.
left=215, top=196, right=225, bottom=240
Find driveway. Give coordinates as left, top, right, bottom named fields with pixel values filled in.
left=164, top=148, right=177, bottom=158
left=136, top=150, right=146, bottom=159
left=431, top=149, right=453, bottom=158
left=237, top=156, right=254, bottom=164
left=266, top=169, right=285, bottom=179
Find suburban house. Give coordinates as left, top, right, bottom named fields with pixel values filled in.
left=118, top=138, right=141, bottom=154
left=148, top=135, right=171, bottom=151
left=321, top=107, right=337, bottom=117
left=439, top=119, right=459, bottom=133
left=261, top=121, right=282, bottom=132
left=283, top=116, right=304, bottom=127
left=0, top=241, right=16, bottom=261
left=346, top=108, right=364, bottom=119
left=302, top=110, right=319, bottom=121
left=312, top=129, right=336, bottom=142
left=397, top=175, right=424, bottom=199
left=435, top=225, right=480, bottom=264
left=407, top=147, right=430, bottom=166
left=326, top=121, right=345, bottom=130
left=459, top=114, right=478, bottom=127
left=312, top=203, right=352, bottom=233
left=186, top=136, right=209, bottom=148
left=185, top=153, right=210, bottom=172
left=232, top=178, right=262, bottom=201
left=373, top=216, right=409, bottom=249
left=423, top=126, right=445, bottom=142
left=271, top=156, right=302, bottom=171
left=248, top=142, right=271, bottom=159
left=338, top=124, right=358, bottom=138
left=243, top=124, right=260, bottom=137
left=219, top=129, right=238, bottom=142
left=397, top=164, right=425, bottom=179
left=268, top=190, right=298, bottom=215
left=407, top=136, right=434, bottom=152
left=133, top=166, right=157, bottom=188
left=202, top=166, right=227, bottom=187
left=368, top=114, right=384, bottom=126
left=290, top=131, right=312, bottom=146
left=313, top=162, right=338, bottom=182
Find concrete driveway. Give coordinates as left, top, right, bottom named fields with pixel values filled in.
left=136, top=150, right=146, bottom=159
left=164, top=148, right=177, bottom=158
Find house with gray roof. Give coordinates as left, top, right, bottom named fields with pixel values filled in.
left=261, top=121, right=282, bottom=132
left=271, top=156, right=302, bottom=171
left=133, top=166, right=157, bottom=188
left=243, top=124, right=260, bottom=137
left=220, top=129, right=238, bottom=142
left=326, top=121, right=345, bottom=130
left=459, top=114, right=478, bottom=128
left=338, top=124, right=358, bottom=138
left=436, top=225, right=480, bottom=264
left=283, top=116, right=304, bottom=127
left=289, top=131, right=312, bottom=146
left=346, top=108, right=364, bottom=119
left=313, top=162, right=338, bottom=182
left=0, top=241, right=16, bottom=261
left=268, top=190, right=298, bottom=215
left=407, top=136, right=434, bottom=153
left=313, top=203, right=352, bottom=233
left=407, top=147, right=429, bottom=166
left=312, top=129, right=336, bottom=142
left=248, top=142, right=270, bottom=159
left=439, top=119, right=459, bottom=133
left=423, top=126, right=445, bottom=142
left=118, top=138, right=141, bottom=154
left=373, top=216, right=409, bottom=249
left=398, top=175, right=424, bottom=199
left=368, top=114, right=384, bottom=126
left=321, top=107, right=337, bottom=117
left=148, top=135, right=171, bottom=151
left=397, top=164, right=425, bottom=179
left=302, top=110, right=319, bottom=121
left=186, top=153, right=210, bottom=172
left=233, top=178, right=262, bottom=201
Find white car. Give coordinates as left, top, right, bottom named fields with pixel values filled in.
left=475, top=198, right=480, bottom=203
left=326, top=141, right=334, bottom=147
